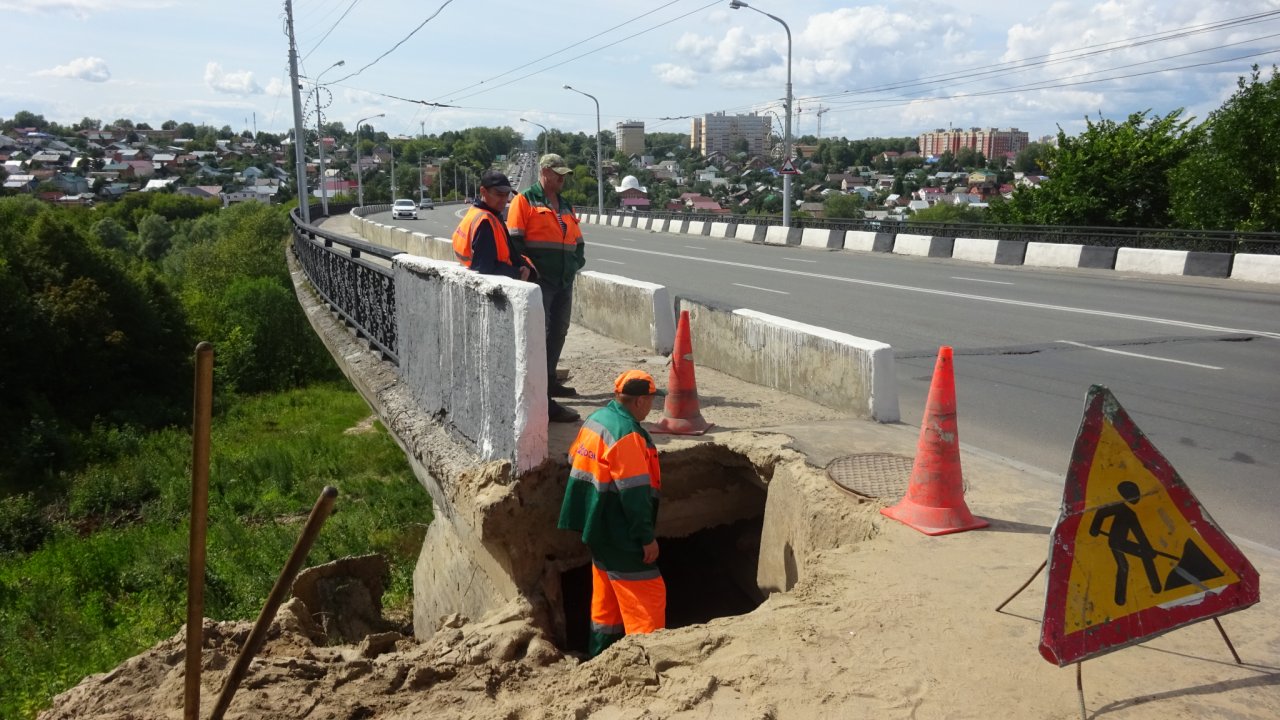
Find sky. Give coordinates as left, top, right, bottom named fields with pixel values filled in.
left=3, top=0, right=1279, bottom=145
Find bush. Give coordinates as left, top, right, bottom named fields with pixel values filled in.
left=0, top=494, right=51, bottom=554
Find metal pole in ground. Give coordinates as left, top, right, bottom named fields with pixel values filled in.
left=183, top=342, right=214, bottom=720
left=209, top=486, right=339, bottom=720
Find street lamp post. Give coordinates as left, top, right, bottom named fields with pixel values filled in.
left=519, top=117, right=550, bottom=155
left=563, top=85, right=604, bottom=216
left=313, top=60, right=345, bottom=216
left=353, top=112, right=384, bottom=208
left=729, top=1, right=791, bottom=228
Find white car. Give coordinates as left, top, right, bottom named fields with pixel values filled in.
left=392, top=199, right=418, bottom=220
left=419, top=197, right=434, bottom=210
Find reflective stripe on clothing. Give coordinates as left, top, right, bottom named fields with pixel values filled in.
left=451, top=205, right=511, bottom=266
left=506, top=182, right=584, bottom=288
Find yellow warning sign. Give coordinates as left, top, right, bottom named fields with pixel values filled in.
left=1040, top=385, right=1259, bottom=666
left=1062, top=419, right=1239, bottom=632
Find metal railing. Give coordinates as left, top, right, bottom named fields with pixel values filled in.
left=580, top=207, right=1280, bottom=255
left=290, top=203, right=400, bottom=364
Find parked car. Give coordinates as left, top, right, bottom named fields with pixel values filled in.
left=419, top=198, right=434, bottom=210
left=392, top=199, right=418, bottom=220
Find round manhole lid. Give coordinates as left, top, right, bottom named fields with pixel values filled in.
left=826, top=453, right=913, bottom=500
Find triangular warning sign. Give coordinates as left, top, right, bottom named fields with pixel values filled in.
left=779, top=158, right=798, bottom=174
left=1039, top=385, right=1259, bottom=667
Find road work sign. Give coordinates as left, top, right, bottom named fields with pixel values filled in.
left=1039, top=385, right=1259, bottom=666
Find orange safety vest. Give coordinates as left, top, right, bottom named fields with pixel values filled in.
left=451, top=206, right=512, bottom=267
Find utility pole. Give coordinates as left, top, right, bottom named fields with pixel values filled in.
left=285, top=0, right=310, bottom=223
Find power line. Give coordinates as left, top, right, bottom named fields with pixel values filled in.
left=301, top=0, right=360, bottom=61
left=327, top=0, right=456, bottom=85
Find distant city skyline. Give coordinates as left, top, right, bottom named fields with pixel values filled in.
left=3, top=1, right=1278, bottom=143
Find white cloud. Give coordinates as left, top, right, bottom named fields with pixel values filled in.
left=0, top=0, right=173, bottom=18
left=204, top=62, right=263, bottom=95
left=34, top=57, right=110, bottom=82
left=264, top=77, right=288, bottom=98
left=653, top=63, right=697, bottom=88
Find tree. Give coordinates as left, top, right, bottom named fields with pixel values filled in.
left=989, top=110, right=1202, bottom=228
left=823, top=193, right=865, bottom=219
left=1169, top=65, right=1280, bottom=232
left=137, top=214, right=174, bottom=261
left=1014, top=143, right=1049, bottom=174
left=909, top=202, right=986, bottom=224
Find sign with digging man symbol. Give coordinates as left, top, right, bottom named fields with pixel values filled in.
left=1039, top=386, right=1259, bottom=667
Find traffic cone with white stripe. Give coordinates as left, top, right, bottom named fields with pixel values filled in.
left=880, top=346, right=987, bottom=535
left=651, top=310, right=712, bottom=436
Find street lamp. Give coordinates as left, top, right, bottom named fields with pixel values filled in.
left=353, top=112, right=384, bottom=208
left=729, top=0, right=792, bottom=228
left=313, top=59, right=345, bottom=216
left=563, top=84, right=604, bottom=216
left=519, top=117, right=550, bottom=155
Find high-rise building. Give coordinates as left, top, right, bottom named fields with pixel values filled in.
left=616, top=120, right=645, bottom=157
left=918, top=127, right=1030, bottom=161
left=690, top=112, right=771, bottom=157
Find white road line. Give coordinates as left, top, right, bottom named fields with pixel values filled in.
left=684, top=245, right=706, bottom=250
left=733, top=283, right=789, bottom=295
left=952, top=276, right=1013, bottom=285
left=1056, top=340, right=1223, bottom=370
left=784, top=258, right=818, bottom=263
left=596, top=259, right=625, bottom=265
left=590, top=241, right=1280, bottom=340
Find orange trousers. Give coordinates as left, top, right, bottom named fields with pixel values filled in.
left=589, top=560, right=666, bottom=657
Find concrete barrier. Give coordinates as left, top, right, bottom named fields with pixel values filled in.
left=394, top=256, right=547, bottom=472
left=1182, top=251, right=1232, bottom=278
left=709, top=221, right=731, bottom=238
left=686, top=220, right=706, bottom=235
left=1024, top=242, right=1084, bottom=268
left=678, top=299, right=899, bottom=422
left=574, top=271, right=676, bottom=355
left=843, top=230, right=891, bottom=253
left=1231, top=253, right=1280, bottom=283
left=737, top=223, right=761, bottom=242
left=643, top=216, right=655, bottom=230
left=893, top=233, right=953, bottom=257
left=952, top=237, right=1027, bottom=265
left=763, top=225, right=790, bottom=245
left=800, top=227, right=833, bottom=249
left=1115, top=248, right=1188, bottom=275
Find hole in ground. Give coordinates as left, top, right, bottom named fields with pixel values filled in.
left=557, top=517, right=765, bottom=656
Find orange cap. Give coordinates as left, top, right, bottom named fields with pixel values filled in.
left=614, top=369, right=665, bottom=396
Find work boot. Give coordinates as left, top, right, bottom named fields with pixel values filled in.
left=549, top=399, right=580, bottom=423
left=549, top=382, right=577, bottom=398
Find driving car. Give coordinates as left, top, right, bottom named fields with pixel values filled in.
left=419, top=198, right=434, bottom=210
left=392, top=199, right=418, bottom=220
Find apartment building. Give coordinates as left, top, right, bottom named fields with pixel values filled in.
left=616, top=120, right=645, bottom=157
left=690, top=112, right=771, bottom=157
left=918, top=127, right=1030, bottom=161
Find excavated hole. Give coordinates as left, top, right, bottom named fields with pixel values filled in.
left=558, top=458, right=768, bottom=655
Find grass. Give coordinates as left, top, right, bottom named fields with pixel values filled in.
left=0, top=383, right=432, bottom=720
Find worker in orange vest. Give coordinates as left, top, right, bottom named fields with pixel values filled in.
left=558, top=369, right=667, bottom=657
left=451, top=170, right=536, bottom=281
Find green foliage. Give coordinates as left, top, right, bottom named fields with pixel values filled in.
left=908, top=202, right=987, bottom=224
left=0, top=385, right=431, bottom=719
left=1170, top=66, right=1280, bottom=232
left=989, top=110, right=1202, bottom=228
left=823, top=193, right=865, bottom=219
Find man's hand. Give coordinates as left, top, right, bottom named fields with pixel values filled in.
left=642, top=540, right=659, bottom=564
left=518, top=266, right=531, bottom=281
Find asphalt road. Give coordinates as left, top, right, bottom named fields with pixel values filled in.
left=382, top=201, right=1280, bottom=553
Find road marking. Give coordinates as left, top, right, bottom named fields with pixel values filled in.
left=684, top=245, right=706, bottom=250
left=1055, top=340, right=1223, bottom=370
left=952, top=276, right=1013, bottom=285
left=596, top=259, right=625, bottom=265
left=784, top=258, right=818, bottom=263
left=733, top=283, right=789, bottom=295
left=590, top=241, right=1280, bottom=341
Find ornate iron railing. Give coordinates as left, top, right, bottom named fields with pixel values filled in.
left=290, top=204, right=400, bottom=364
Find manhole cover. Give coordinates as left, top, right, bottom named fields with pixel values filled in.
left=826, top=453, right=914, bottom=500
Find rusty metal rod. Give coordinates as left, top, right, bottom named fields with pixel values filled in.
left=184, top=342, right=214, bottom=720
left=1076, top=662, right=1087, bottom=720
left=209, top=485, right=339, bottom=720
left=1213, top=617, right=1243, bottom=664
left=995, top=559, right=1047, bottom=612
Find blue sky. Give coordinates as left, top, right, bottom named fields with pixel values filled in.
left=3, top=0, right=1278, bottom=143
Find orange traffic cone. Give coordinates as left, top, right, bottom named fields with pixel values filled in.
left=880, top=346, right=987, bottom=536
left=651, top=310, right=713, bottom=436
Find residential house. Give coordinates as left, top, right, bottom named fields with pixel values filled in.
left=142, top=177, right=180, bottom=192
left=177, top=186, right=223, bottom=199
left=3, top=173, right=37, bottom=192
left=614, top=175, right=650, bottom=210
left=125, top=160, right=155, bottom=179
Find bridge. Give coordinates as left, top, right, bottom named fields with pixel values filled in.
left=287, top=197, right=1280, bottom=654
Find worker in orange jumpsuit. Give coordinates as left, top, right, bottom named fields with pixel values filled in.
left=558, top=369, right=666, bottom=656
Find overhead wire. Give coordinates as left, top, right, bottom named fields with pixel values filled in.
left=301, top=0, right=361, bottom=61
left=327, top=0, right=456, bottom=85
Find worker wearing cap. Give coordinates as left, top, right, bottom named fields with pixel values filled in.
left=558, top=370, right=667, bottom=657
left=451, top=170, right=536, bottom=281
left=506, top=153, right=584, bottom=423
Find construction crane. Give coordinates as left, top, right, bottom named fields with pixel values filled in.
left=815, top=105, right=830, bottom=138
